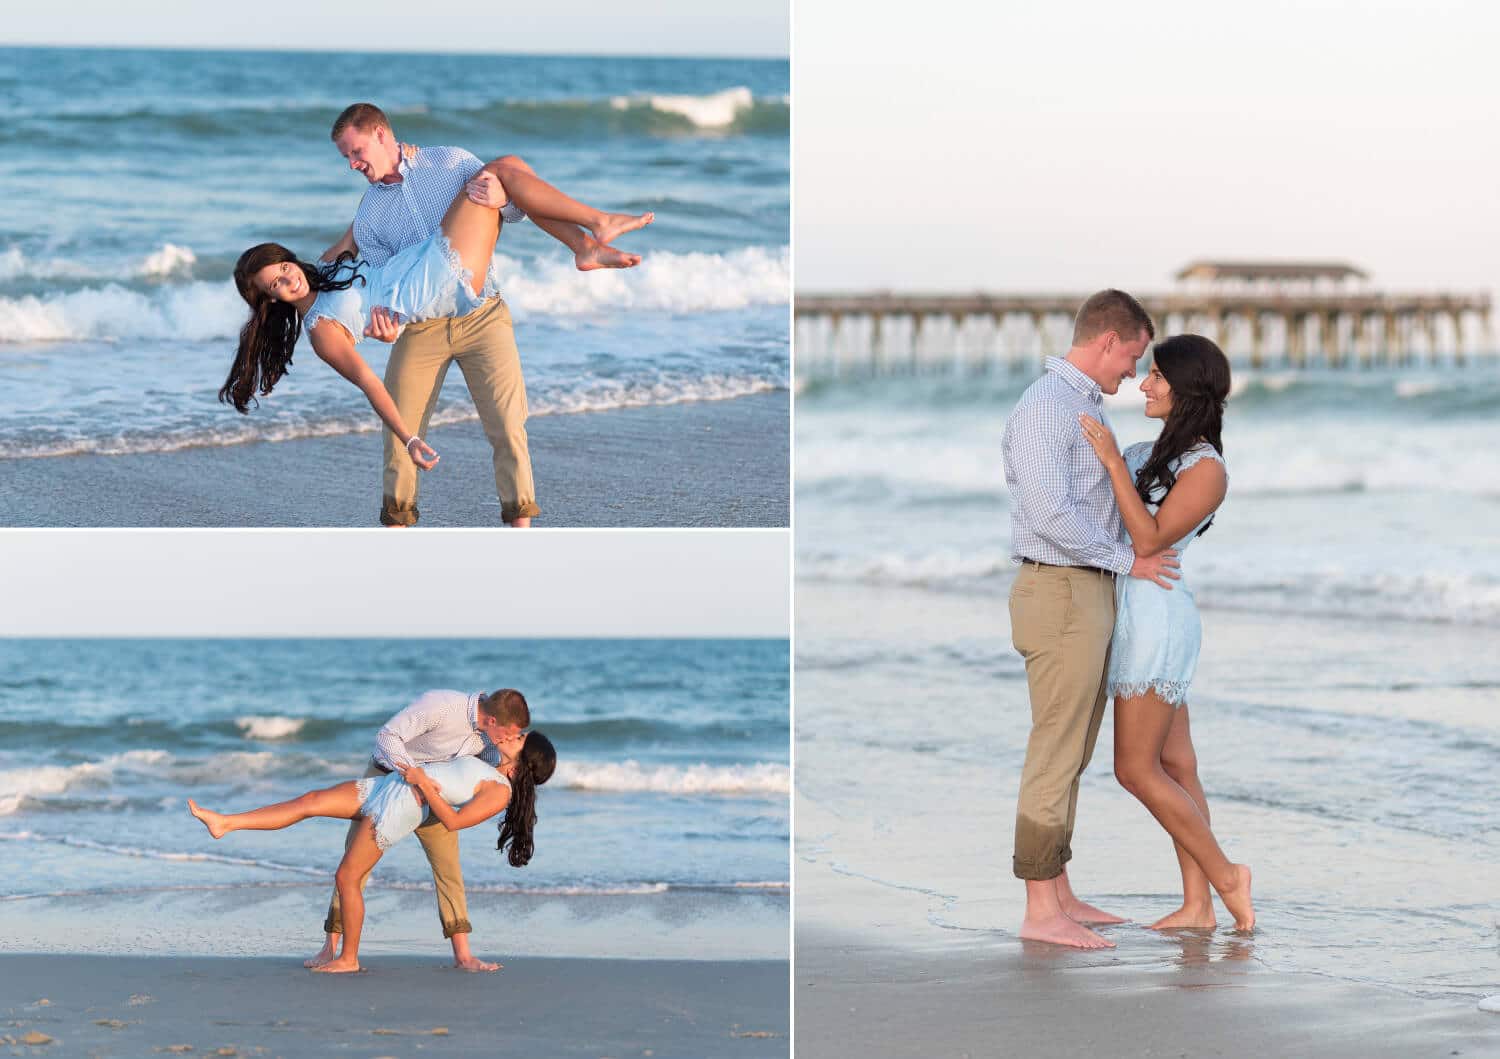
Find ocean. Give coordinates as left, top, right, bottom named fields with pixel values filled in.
left=0, top=47, right=788, bottom=463
left=795, top=364, right=1500, bottom=1002
left=1, top=638, right=789, bottom=959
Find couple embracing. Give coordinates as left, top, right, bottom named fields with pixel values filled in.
left=1003, top=289, right=1254, bottom=949
left=221, top=102, right=653, bottom=527
left=190, top=687, right=556, bottom=973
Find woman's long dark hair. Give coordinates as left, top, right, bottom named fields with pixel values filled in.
left=497, top=731, right=556, bottom=868
left=220, top=243, right=364, bottom=413
left=1134, top=334, right=1231, bottom=535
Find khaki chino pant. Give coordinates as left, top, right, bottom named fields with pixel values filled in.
left=1008, top=563, right=1117, bottom=881
left=323, top=761, right=472, bottom=938
left=379, top=296, right=540, bottom=526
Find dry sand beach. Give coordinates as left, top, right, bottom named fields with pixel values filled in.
left=1, top=392, right=788, bottom=528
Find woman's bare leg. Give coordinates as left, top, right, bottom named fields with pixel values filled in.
left=486, top=155, right=653, bottom=255
left=314, top=817, right=384, bottom=974
left=1114, top=692, right=1255, bottom=930
left=188, top=782, right=363, bottom=840
left=1152, top=706, right=1217, bottom=929
left=439, top=192, right=504, bottom=298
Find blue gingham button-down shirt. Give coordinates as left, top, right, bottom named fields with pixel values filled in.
left=351, top=144, right=522, bottom=282
left=1002, top=356, right=1136, bottom=575
left=372, top=688, right=501, bottom=772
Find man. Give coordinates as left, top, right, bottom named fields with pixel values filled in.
left=1000, top=289, right=1180, bottom=949
left=322, top=102, right=539, bottom=528
left=305, top=686, right=531, bottom=972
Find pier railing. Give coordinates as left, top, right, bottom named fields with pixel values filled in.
left=796, top=290, right=1496, bottom=377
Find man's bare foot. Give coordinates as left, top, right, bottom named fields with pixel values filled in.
left=591, top=211, right=654, bottom=247
left=1149, top=902, right=1217, bottom=930
left=574, top=237, right=642, bottom=271
left=1059, top=896, right=1127, bottom=925
left=454, top=955, right=501, bottom=973
left=1217, top=864, right=1255, bottom=931
left=1019, top=913, right=1115, bottom=949
left=303, top=936, right=340, bottom=969
left=186, top=799, right=227, bottom=839
left=309, top=956, right=361, bottom=974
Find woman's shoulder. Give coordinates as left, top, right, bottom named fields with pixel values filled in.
left=1176, top=441, right=1227, bottom=478
left=1122, top=440, right=1153, bottom=466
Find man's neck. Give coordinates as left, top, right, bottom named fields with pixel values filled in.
left=1063, top=347, right=1107, bottom=390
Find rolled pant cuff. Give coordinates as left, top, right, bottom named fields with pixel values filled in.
left=443, top=918, right=473, bottom=939
left=380, top=497, right=420, bottom=527
left=501, top=499, right=540, bottom=523
left=1012, top=856, right=1067, bottom=882
left=323, top=915, right=340, bottom=935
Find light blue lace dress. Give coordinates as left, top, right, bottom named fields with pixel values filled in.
left=353, top=756, right=510, bottom=850
left=1107, top=440, right=1227, bottom=707
left=303, top=234, right=500, bottom=340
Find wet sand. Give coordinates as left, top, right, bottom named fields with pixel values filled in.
left=796, top=929, right=1496, bottom=1059
left=1, top=392, right=789, bottom=528
left=0, top=954, right=788, bottom=1058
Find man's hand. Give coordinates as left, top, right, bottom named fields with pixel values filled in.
left=1129, top=550, right=1181, bottom=589
left=397, top=764, right=433, bottom=790
left=466, top=169, right=509, bottom=209
left=1078, top=413, right=1124, bottom=469
left=364, top=306, right=402, bottom=343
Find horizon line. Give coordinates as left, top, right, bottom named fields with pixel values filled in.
left=0, top=40, right=789, bottom=61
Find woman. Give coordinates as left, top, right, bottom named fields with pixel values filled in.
left=188, top=730, right=557, bottom=973
left=220, top=157, right=654, bottom=468
left=1077, top=334, right=1254, bottom=932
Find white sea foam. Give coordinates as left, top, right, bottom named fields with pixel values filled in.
left=0, top=247, right=788, bottom=345
left=138, top=243, right=197, bottom=277
left=11, top=371, right=780, bottom=459
left=0, top=243, right=201, bottom=283
left=0, top=750, right=342, bottom=813
left=0, top=750, right=170, bottom=813
left=557, top=760, right=790, bottom=796
left=234, top=715, right=307, bottom=740
left=495, top=246, right=790, bottom=316
left=801, top=547, right=1500, bottom=626
left=610, top=86, right=755, bottom=128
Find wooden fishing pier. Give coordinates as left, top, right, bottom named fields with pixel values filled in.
left=795, top=261, right=1494, bottom=377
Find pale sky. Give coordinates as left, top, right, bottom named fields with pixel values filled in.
left=0, top=531, right=790, bottom=638
left=0, top=1, right=787, bottom=58
left=795, top=0, right=1499, bottom=295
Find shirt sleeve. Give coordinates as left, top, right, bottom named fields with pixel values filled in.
left=1006, top=399, right=1136, bottom=574
left=373, top=694, right=445, bottom=771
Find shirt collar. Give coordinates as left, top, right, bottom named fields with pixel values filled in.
left=1045, top=355, right=1103, bottom=404
left=467, top=691, right=481, bottom=730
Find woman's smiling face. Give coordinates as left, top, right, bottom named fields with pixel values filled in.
left=1139, top=363, right=1174, bottom=419
left=254, top=260, right=308, bottom=303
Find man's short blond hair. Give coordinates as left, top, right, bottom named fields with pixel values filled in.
left=1072, top=289, right=1155, bottom=346
left=330, top=103, right=391, bottom=141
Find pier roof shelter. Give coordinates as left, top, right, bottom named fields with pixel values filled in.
left=1175, top=260, right=1369, bottom=283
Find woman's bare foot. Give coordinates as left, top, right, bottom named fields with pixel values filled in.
left=304, top=935, right=340, bottom=968
left=574, top=237, right=642, bottom=271
left=454, top=955, right=501, bottom=973
left=1149, top=901, right=1217, bottom=930
left=591, top=211, right=654, bottom=247
left=187, top=799, right=227, bottom=840
left=1059, top=895, right=1127, bottom=925
left=310, top=956, right=361, bottom=974
left=1216, top=864, right=1255, bottom=931
left=1019, top=913, right=1116, bottom=950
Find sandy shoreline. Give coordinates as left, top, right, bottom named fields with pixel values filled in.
left=796, top=929, right=1497, bottom=1058
left=0, top=953, right=787, bottom=1058
left=1, top=391, right=789, bottom=528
